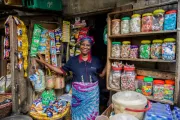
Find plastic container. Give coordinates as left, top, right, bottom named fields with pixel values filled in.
left=142, top=13, right=153, bottom=32
left=110, top=113, right=138, bottom=120
left=164, top=10, right=177, bottom=30
left=129, top=45, right=139, bottom=59
left=135, top=76, right=145, bottom=92
left=164, top=80, right=175, bottom=101
left=153, top=80, right=165, bottom=100
left=151, top=39, right=163, bottom=59
left=121, top=67, right=136, bottom=91
left=112, top=91, right=151, bottom=120
left=140, top=40, right=151, bottom=59
left=109, top=67, right=122, bottom=90
left=111, top=42, right=121, bottom=58
left=112, top=19, right=121, bottom=35
left=162, top=38, right=176, bottom=60
left=130, top=14, right=141, bottom=33
left=121, top=41, right=131, bottom=58
left=142, top=77, right=153, bottom=96
left=152, top=9, right=165, bottom=31
left=121, top=17, right=130, bottom=34
left=22, top=0, right=63, bottom=11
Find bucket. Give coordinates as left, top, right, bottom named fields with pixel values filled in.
left=112, top=91, right=151, bottom=120
left=95, top=115, right=109, bottom=120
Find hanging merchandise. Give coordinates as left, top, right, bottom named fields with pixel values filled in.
left=45, top=76, right=55, bottom=90
left=152, top=9, right=165, bottom=31
left=29, top=69, right=45, bottom=92
left=49, top=30, right=57, bottom=67
left=140, top=40, right=151, bottom=59
left=130, top=14, right=141, bottom=33
left=121, top=17, right=130, bottom=34
left=112, top=19, right=120, bottom=35
left=77, top=27, right=89, bottom=42
left=103, top=25, right=107, bottom=45
left=142, top=13, right=153, bottom=32
left=38, top=29, right=48, bottom=54
left=13, top=16, right=29, bottom=77
left=162, top=38, right=176, bottom=60
left=151, top=39, right=163, bottom=59
left=164, top=10, right=177, bottom=30
left=54, top=76, right=65, bottom=89
left=62, top=21, right=70, bottom=42
left=54, top=28, right=62, bottom=54
left=4, top=23, right=10, bottom=59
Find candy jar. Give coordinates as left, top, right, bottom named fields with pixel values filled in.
left=151, top=39, right=163, bottom=59
left=109, top=66, right=122, bottom=90
left=142, top=13, right=153, bottom=32
left=135, top=76, right=145, bottom=93
left=112, top=19, right=121, bottom=35
left=111, top=42, right=121, bottom=58
left=129, top=45, right=139, bottom=59
left=140, top=40, right=151, bottom=59
left=130, top=14, right=141, bottom=33
left=164, top=10, right=177, bottom=30
left=152, top=9, right=165, bottom=31
left=121, top=66, right=136, bottom=91
left=142, top=77, right=153, bottom=96
left=121, top=17, right=130, bottom=34
left=153, top=80, right=165, bottom=100
left=162, top=38, right=176, bottom=60
left=121, top=41, right=131, bottom=58
left=164, top=80, right=175, bottom=101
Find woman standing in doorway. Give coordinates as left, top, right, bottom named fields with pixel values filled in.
left=36, top=36, right=106, bottom=120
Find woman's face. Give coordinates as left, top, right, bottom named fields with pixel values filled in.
left=80, top=40, right=91, bottom=55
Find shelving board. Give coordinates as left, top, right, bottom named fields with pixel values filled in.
left=107, top=87, right=174, bottom=105
left=109, top=57, right=176, bottom=63
left=109, top=30, right=177, bottom=38
left=108, top=0, right=178, bottom=16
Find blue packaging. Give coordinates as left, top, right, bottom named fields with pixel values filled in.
left=164, top=10, right=177, bottom=30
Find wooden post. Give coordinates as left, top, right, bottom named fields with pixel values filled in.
left=176, top=0, right=180, bottom=107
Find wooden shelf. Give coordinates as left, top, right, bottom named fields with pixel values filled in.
left=109, top=30, right=177, bottom=38
left=107, top=87, right=174, bottom=105
left=109, top=57, right=176, bottom=63
left=109, top=0, right=178, bottom=16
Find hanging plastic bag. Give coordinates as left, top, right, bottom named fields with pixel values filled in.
left=103, top=25, right=107, bottom=45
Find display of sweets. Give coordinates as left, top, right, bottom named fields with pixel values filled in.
left=129, top=45, right=138, bottom=59
left=162, top=38, right=176, bottom=60
left=140, top=40, right=151, bottom=59
left=151, top=39, right=163, bottom=59
left=121, top=41, right=131, bottom=58
left=121, top=17, right=130, bottom=34
left=130, top=14, right=141, bottom=33
left=153, top=80, right=165, bottom=100
left=144, top=102, right=173, bottom=120
left=142, top=77, right=153, bottom=96
left=172, top=107, right=180, bottom=120
left=164, top=80, right=175, bottom=101
left=142, top=13, right=153, bottom=32
left=164, top=10, right=177, bottom=30
left=112, top=19, right=121, bottom=35
left=152, top=9, right=165, bottom=31
left=111, top=42, right=121, bottom=58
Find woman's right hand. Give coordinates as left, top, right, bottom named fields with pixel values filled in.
left=35, top=53, right=45, bottom=64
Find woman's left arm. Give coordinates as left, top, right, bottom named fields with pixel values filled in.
left=99, top=64, right=107, bottom=78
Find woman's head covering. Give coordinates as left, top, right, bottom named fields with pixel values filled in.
left=78, top=36, right=95, bottom=45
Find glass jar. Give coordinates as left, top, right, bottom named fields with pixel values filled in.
left=121, top=67, right=136, bottom=91
left=109, top=67, right=122, bottom=90
left=152, top=9, right=165, bottom=31
left=162, top=38, right=176, bottom=60
left=129, top=45, right=139, bottom=59
left=130, top=14, right=141, bottom=33
left=112, top=19, right=121, bottom=35
left=142, top=77, right=153, bottom=96
left=135, top=76, right=145, bottom=93
left=142, top=13, right=153, bottom=32
left=164, top=80, right=175, bottom=101
left=111, top=42, right=121, bottom=58
left=164, top=10, right=177, bottom=30
left=153, top=80, right=165, bottom=100
left=121, top=17, right=130, bottom=34
left=140, top=40, right=151, bottom=59
left=121, top=41, right=131, bottom=58
left=151, top=39, right=163, bottom=59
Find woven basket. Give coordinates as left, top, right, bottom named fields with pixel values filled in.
left=0, top=94, right=12, bottom=118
